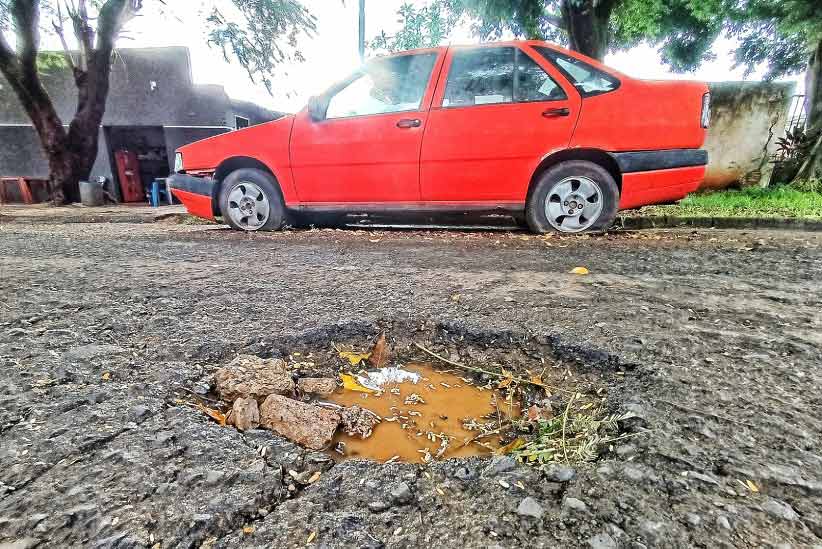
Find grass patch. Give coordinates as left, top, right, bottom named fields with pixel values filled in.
left=634, top=187, right=822, bottom=219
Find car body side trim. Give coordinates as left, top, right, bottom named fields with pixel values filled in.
left=610, top=149, right=708, bottom=173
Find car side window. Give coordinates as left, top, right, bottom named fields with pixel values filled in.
left=443, top=47, right=566, bottom=107
left=443, top=47, right=514, bottom=107
left=325, top=53, right=437, bottom=119
left=533, top=46, right=620, bottom=97
left=515, top=49, right=567, bottom=102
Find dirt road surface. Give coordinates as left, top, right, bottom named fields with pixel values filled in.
left=1, top=222, right=821, bottom=549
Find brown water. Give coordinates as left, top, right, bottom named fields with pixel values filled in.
left=323, top=363, right=518, bottom=463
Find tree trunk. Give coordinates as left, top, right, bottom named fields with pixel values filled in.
left=794, top=38, right=822, bottom=182
left=560, top=0, right=616, bottom=61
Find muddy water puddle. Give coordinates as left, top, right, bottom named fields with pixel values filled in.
left=321, top=362, right=519, bottom=463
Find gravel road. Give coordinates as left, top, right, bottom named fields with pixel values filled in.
left=1, top=222, right=821, bottom=549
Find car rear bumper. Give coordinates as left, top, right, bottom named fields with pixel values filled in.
left=618, top=165, right=705, bottom=210
left=168, top=173, right=216, bottom=220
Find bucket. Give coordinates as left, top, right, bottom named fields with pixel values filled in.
left=79, top=179, right=104, bottom=206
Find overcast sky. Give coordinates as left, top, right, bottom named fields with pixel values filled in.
left=103, top=0, right=805, bottom=112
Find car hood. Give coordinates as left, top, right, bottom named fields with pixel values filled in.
left=178, top=114, right=295, bottom=172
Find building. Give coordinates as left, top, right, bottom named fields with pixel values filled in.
left=0, top=46, right=283, bottom=201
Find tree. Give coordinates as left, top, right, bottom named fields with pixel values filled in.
left=0, top=1, right=315, bottom=204
left=368, top=2, right=460, bottom=55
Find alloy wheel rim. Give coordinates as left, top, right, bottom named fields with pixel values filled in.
left=544, top=176, right=603, bottom=233
left=227, top=182, right=270, bottom=230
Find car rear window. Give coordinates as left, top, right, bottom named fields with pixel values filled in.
left=533, top=46, right=620, bottom=97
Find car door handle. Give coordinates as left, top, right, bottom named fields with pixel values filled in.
left=397, top=118, right=422, bottom=128
left=542, top=108, right=570, bottom=118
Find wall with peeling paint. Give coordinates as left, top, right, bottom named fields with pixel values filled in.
left=703, top=81, right=795, bottom=189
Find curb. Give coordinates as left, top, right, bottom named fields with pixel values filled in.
left=0, top=211, right=188, bottom=225
left=616, top=215, right=822, bottom=232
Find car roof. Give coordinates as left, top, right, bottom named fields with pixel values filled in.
left=375, top=40, right=622, bottom=79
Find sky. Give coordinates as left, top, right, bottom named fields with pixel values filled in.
left=73, top=0, right=808, bottom=112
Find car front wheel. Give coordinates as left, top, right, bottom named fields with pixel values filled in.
left=218, top=168, right=285, bottom=232
left=526, top=160, right=619, bottom=234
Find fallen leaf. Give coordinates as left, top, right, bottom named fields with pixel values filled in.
left=529, top=375, right=545, bottom=387
left=243, top=526, right=255, bottom=535
left=369, top=333, right=389, bottom=368
left=746, top=479, right=759, bottom=493
left=435, top=486, right=445, bottom=496
left=196, top=402, right=227, bottom=426
left=101, top=372, right=111, bottom=381
left=570, top=266, right=590, bottom=275
left=496, top=437, right=526, bottom=455
left=340, top=373, right=376, bottom=394
left=307, top=531, right=317, bottom=544
left=497, top=372, right=514, bottom=389
left=451, top=293, right=461, bottom=302
left=339, top=350, right=371, bottom=366
left=308, top=471, right=321, bottom=484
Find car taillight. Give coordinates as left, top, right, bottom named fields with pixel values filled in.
left=174, top=152, right=184, bottom=173
left=701, top=93, right=711, bottom=128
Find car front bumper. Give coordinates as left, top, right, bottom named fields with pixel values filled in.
left=168, top=173, right=217, bottom=220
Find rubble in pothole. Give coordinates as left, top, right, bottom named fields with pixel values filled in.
left=186, top=332, right=632, bottom=466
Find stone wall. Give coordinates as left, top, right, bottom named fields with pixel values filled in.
left=703, top=81, right=795, bottom=189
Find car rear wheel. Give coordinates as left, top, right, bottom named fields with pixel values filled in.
left=218, top=168, right=284, bottom=231
left=526, top=160, right=619, bottom=234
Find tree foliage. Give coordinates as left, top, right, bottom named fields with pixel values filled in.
left=367, top=1, right=459, bottom=55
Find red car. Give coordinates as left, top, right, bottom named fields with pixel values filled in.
left=170, top=40, right=709, bottom=233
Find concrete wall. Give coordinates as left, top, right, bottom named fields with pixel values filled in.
left=703, top=81, right=795, bottom=189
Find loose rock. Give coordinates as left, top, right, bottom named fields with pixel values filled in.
left=339, top=405, right=381, bottom=438
left=587, top=533, right=617, bottom=549
left=545, top=465, right=576, bottom=482
left=563, top=497, right=588, bottom=513
left=389, top=482, right=414, bottom=505
left=516, top=497, right=544, bottom=519
left=259, top=395, right=340, bottom=450
left=297, top=377, right=337, bottom=395
left=215, top=355, right=295, bottom=402
left=227, top=397, right=260, bottom=431
left=762, top=499, right=800, bottom=521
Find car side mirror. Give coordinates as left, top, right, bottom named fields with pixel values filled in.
left=308, top=95, right=326, bottom=122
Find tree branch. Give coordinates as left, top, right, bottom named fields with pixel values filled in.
left=52, top=2, right=78, bottom=74
left=10, top=0, right=39, bottom=77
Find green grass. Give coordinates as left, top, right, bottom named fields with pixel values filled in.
left=635, top=186, right=822, bottom=219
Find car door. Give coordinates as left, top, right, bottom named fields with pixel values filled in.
left=420, top=44, right=581, bottom=202
left=289, top=49, right=443, bottom=204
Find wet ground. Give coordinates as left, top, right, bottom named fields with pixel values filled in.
left=1, top=222, right=821, bottom=549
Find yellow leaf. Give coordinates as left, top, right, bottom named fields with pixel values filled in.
left=340, top=373, right=375, bottom=394
left=197, top=402, right=227, bottom=426
left=496, top=437, right=526, bottom=455
left=746, top=479, right=759, bottom=493
left=570, top=266, right=590, bottom=275
left=339, top=351, right=371, bottom=366
left=497, top=374, right=513, bottom=389
left=243, top=526, right=255, bottom=535
left=101, top=372, right=111, bottom=381
left=529, top=375, right=545, bottom=386
left=307, top=531, right=317, bottom=544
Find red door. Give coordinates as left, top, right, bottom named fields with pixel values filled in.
left=420, top=44, right=581, bottom=203
left=114, top=150, right=143, bottom=202
left=290, top=49, right=443, bottom=204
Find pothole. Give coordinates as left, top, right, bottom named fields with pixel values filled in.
left=183, top=324, right=636, bottom=467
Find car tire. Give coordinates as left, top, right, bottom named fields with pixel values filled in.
left=526, top=160, right=619, bottom=234
left=218, top=168, right=285, bottom=232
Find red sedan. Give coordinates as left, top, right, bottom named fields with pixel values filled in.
left=169, top=40, right=710, bottom=233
